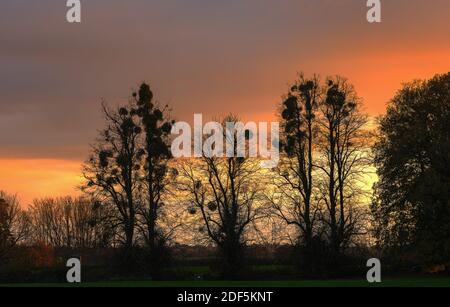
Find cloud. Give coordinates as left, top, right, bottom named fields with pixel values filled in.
left=0, top=0, right=449, bottom=161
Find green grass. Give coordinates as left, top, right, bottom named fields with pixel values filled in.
left=1, top=278, right=450, bottom=287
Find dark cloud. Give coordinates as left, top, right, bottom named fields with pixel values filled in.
left=0, top=0, right=449, bottom=159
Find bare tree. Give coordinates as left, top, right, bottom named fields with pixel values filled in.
left=317, top=76, right=371, bottom=254
left=176, top=116, right=265, bottom=277
left=28, top=197, right=115, bottom=248
left=132, top=83, right=174, bottom=255
left=0, top=191, right=30, bottom=261
left=269, top=74, right=321, bottom=251
left=28, top=198, right=66, bottom=247
left=82, top=102, right=143, bottom=257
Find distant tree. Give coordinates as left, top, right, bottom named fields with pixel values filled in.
left=176, top=116, right=264, bottom=278
left=317, top=76, right=371, bottom=255
left=269, top=74, right=321, bottom=264
left=0, top=191, right=30, bottom=262
left=0, top=198, right=10, bottom=257
left=372, top=73, right=450, bottom=264
left=82, top=101, right=143, bottom=258
left=28, top=197, right=115, bottom=248
left=132, top=84, right=174, bottom=252
left=28, top=198, right=65, bottom=247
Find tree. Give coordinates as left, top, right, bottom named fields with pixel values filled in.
left=28, top=197, right=115, bottom=248
left=132, top=83, right=174, bottom=255
left=176, top=116, right=264, bottom=278
left=372, top=72, right=450, bottom=264
left=82, top=101, right=143, bottom=258
left=0, top=191, right=30, bottom=262
left=270, top=74, right=370, bottom=273
left=269, top=74, right=321, bottom=261
left=317, top=77, right=370, bottom=255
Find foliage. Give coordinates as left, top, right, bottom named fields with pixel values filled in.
left=372, top=72, right=450, bottom=264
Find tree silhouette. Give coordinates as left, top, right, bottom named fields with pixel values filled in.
left=0, top=192, right=30, bottom=262
left=82, top=101, right=143, bottom=259
left=317, top=76, right=370, bottom=255
left=269, top=74, right=321, bottom=270
left=28, top=197, right=115, bottom=248
left=133, top=83, right=174, bottom=266
left=270, top=74, right=371, bottom=273
left=176, top=115, right=264, bottom=278
left=372, top=72, right=450, bottom=265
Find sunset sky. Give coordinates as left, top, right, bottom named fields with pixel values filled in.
left=0, top=0, right=449, bottom=205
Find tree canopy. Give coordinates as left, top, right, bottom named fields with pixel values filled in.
left=372, top=72, right=450, bottom=263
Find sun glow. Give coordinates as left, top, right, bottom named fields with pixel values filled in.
left=0, top=159, right=83, bottom=206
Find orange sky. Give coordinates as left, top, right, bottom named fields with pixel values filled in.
left=0, top=0, right=449, bottom=205
left=3, top=52, right=448, bottom=205
left=0, top=159, right=83, bottom=206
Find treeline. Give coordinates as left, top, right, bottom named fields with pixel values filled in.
left=1, top=72, right=449, bottom=279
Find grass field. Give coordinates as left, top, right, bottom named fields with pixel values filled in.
left=1, top=278, right=450, bottom=287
